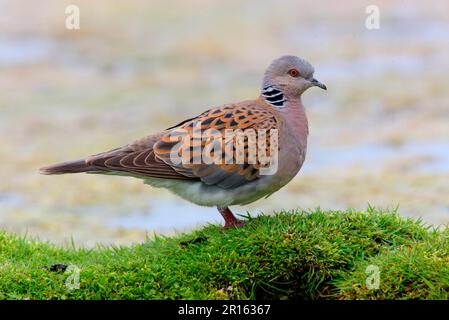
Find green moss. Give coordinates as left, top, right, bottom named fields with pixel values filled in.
left=0, top=208, right=447, bottom=300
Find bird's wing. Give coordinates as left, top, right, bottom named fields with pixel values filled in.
left=85, top=132, right=194, bottom=180
left=86, top=99, right=279, bottom=188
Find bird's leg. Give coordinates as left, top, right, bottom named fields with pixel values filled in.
left=217, top=206, right=247, bottom=229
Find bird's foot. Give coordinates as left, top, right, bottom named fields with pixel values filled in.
left=217, top=206, right=247, bottom=230
left=223, top=219, right=247, bottom=230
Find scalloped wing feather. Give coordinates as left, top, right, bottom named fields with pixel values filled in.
left=83, top=99, right=279, bottom=188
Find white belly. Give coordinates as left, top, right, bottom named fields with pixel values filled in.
left=143, top=147, right=306, bottom=207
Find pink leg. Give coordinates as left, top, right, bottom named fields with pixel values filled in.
left=217, top=206, right=247, bottom=229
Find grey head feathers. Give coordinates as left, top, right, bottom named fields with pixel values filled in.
left=261, top=55, right=318, bottom=107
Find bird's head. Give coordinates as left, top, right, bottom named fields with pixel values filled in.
left=262, top=55, right=326, bottom=100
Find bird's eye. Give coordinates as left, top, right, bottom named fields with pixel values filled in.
left=288, top=69, right=300, bottom=78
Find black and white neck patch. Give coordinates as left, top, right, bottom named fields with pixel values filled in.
left=261, top=86, right=285, bottom=107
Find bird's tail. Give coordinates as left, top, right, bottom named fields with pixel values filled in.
left=39, top=159, right=96, bottom=175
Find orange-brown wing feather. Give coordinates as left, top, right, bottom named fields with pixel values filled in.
left=154, top=100, right=279, bottom=188
left=83, top=100, right=279, bottom=188
left=85, top=133, right=196, bottom=180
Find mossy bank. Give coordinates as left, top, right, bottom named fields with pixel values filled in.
left=0, top=208, right=448, bottom=299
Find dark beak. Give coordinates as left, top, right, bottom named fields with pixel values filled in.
left=310, top=78, right=327, bottom=90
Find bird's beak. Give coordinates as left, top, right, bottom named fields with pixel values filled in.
left=310, top=78, right=327, bottom=90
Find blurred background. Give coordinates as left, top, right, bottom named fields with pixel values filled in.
left=1, top=0, right=448, bottom=246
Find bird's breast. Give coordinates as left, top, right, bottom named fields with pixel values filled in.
left=276, top=103, right=309, bottom=177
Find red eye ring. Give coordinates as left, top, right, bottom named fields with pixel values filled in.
left=288, top=69, right=300, bottom=77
